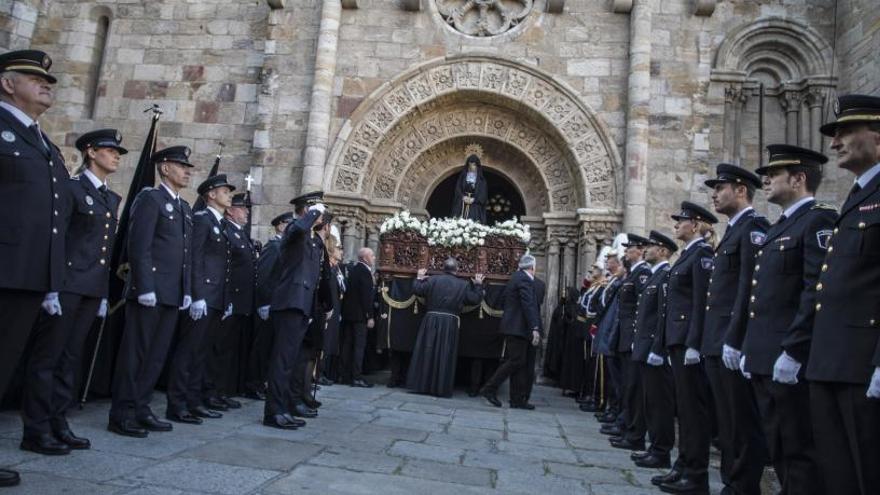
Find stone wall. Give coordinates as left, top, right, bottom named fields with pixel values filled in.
left=836, top=0, right=880, bottom=95
left=0, top=0, right=40, bottom=51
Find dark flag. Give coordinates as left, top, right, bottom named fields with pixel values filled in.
left=191, top=142, right=224, bottom=212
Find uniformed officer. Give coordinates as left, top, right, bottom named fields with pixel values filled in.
left=739, top=144, right=836, bottom=494
left=593, top=251, right=625, bottom=420
left=702, top=164, right=770, bottom=495
left=108, top=146, right=193, bottom=438
left=0, top=50, right=67, bottom=487
left=20, top=129, right=125, bottom=456
left=165, top=174, right=235, bottom=424
left=243, top=210, right=292, bottom=399
left=605, top=234, right=652, bottom=450
left=807, top=94, right=880, bottom=495
left=655, top=201, right=717, bottom=494
left=263, top=191, right=326, bottom=430
left=630, top=230, right=676, bottom=470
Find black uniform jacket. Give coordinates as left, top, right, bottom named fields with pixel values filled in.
left=632, top=263, right=670, bottom=362
left=808, top=171, right=880, bottom=384
left=190, top=209, right=231, bottom=310
left=341, top=261, right=375, bottom=323
left=741, top=200, right=836, bottom=376
left=60, top=174, right=121, bottom=298
left=269, top=209, right=323, bottom=315
left=0, top=106, right=70, bottom=292
left=125, top=186, right=193, bottom=307
left=224, top=221, right=256, bottom=316
left=255, top=235, right=281, bottom=308
left=616, top=261, right=653, bottom=353
left=663, top=239, right=714, bottom=349
left=498, top=269, right=541, bottom=339
left=703, top=209, right=769, bottom=356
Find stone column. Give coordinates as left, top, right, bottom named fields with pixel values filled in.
left=780, top=91, right=802, bottom=146
left=342, top=219, right=359, bottom=263
left=300, top=0, right=342, bottom=193
left=544, top=240, right=561, bottom=333
left=562, top=241, right=577, bottom=290
left=622, top=0, right=653, bottom=232
left=366, top=227, right=379, bottom=257
left=805, top=88, right=824, bottom=151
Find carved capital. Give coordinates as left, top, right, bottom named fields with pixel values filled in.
left=804, top=87, right=825, bottom=109
left=779, top=91, right=802, bottom=112
left=724, top=84, right=744, bottom=105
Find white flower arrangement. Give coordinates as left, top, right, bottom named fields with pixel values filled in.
left=379, top=211, right=531, bottom=247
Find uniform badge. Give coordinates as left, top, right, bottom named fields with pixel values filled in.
left=213, top=226, right=220, bottom=235
left=1, top=131, right=15, bottom=142
left=85, top=195, right=94, bottom=206
left=816, top=229, right=833, bottom=250
left=701, top=257, right=714, bottom=270
left=165, top=203, right=174, bottom=213
left=638, top=274, right=649, bottom=285
left=750, top=231, right=766, bottom=246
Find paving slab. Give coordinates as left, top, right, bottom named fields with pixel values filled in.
left=0, top=472, right=128, bottom=495
left=16, top=449, right=154, bottom=482
left=307, top=447, right=404, bottom=474
left=388, top=440, right=465, bottom=464
left=181, top=434, right=324, bottom=470
left=125, top=457, right=280, bottom=495
left=399, top=459, right=494, bottom=488
left=265, top=464, right=493, bottom=495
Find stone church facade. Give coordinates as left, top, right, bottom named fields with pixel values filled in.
left=1, top=0, right=878, bottom=307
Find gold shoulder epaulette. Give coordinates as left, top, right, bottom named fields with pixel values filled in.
left=811, top=202, right=837, bottom=211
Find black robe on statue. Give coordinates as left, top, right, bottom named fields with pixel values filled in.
left=406, top=273, right=484, bottom=397
left=450, top=155, right=488, bottom=224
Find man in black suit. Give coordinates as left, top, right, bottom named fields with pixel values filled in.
left=20, top=129, right=125, bottom=456
left=341, top=247, right=376, bottom=387
left=509, top=275, right=545, bottom=409
left=263, top=191, right=325, bottom=430
left=109, top=146, right=193, bottom=438
left=702, top=164, right=770, bottom=495
left=0, top=50, right=66, bottom=486
left=479, top=254, right=542, bottom=408
left=808, top=95, right=880, bottom=495
left=741, top=144, right=836, bottom=495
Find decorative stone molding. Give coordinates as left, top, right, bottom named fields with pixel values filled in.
left=436, top=0, right=533, bottom=37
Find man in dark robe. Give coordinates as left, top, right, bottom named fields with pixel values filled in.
left=450, top=155, right=488, bottom=224
left=406, top=258, right=484, bottom=397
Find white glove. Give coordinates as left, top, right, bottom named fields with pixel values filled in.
left=41, top=292, right=62, bottom=316
left=722, top=344, right=742, bottom=371
left=308, top=203, right=326, bottom=214
left=222, top=303, right=233, bottom=320
left=531, top=330, right=541, bottom=347
left=138, top=292, right=157, bottom=307
left=684, top=347, right=701, bottom=366
left=647, top=352, right=664, bottom=367
left=772, top=351, right=801, bottom=385
left=867, top=367, right=880, bottom=399
left=97, top=298, right=108, bottom=318
left=189, top=299, right=207, bottom=320
left=180, top=294, right=192, bottom=311
left=258, top=305, right=271, bottom=321
left=740, top=355, right=751, bottom=379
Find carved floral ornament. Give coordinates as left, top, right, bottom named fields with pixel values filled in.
left=436, top=0, right=533, bottom=37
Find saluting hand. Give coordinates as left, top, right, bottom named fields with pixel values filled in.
left=417, top=268, right=427, bottom=280
left=473, top=273, right=484, bottom=285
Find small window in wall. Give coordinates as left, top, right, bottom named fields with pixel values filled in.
left=86, top=15, right=110, bottom=119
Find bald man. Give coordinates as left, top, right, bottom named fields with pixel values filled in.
left=341, top=247, right=376, bottom=387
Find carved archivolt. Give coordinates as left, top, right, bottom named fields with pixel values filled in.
left=325, top=55, right=623, bottom=214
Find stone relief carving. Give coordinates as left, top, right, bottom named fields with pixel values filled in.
left=436, top=0, right=533, bottom=37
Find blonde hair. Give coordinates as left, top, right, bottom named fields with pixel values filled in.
left=324, top=232, right=339, bottom=257
left=698, top=221, right=717, bottom=249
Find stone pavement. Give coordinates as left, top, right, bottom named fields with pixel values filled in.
left=0, top=378, right=735, bottom=494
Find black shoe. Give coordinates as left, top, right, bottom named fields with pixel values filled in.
left=302, top=395, right=322, bottom=409
left=575, top=395, right=591, bottom=404
left=610, top=437, right=645, bottom=451
left=292, top=404, right=318, bottom=418
left=243, top=389, right=266, bottom=400
left=205, top=397, right=229, bottom=411
left=191, top=406, right=222, bottom=419
left=263, top=414, right=301, bottom=430
left=631, top=451, right=651, bottom=461
left=466, top=390, right=479, bottom=397
left=510, top=403, right=536, bottom=410
left=600, top=424, right=622, bottom=436
left=20, top=433, right=71, bottom=455
left=635, top=454, right=672, bottom=469
left=53, top=429, right=90, bottom=450
left=222, top=397, right=242, bottom=409
left=579, top=402, right=599, bottom=412
left=0, top=468, right=20, bottom=487
left=386, top=381, right=399, bottom=388
left=480, top=390, right=502, bottom=408
left=351, top=379, right=373, bottom=388
left=652, top=469, right=683, bottom=487
left=597, top=413, right=618, bottom=424
left=108, top=419, right=149, bottom=438
left=139, top=414, right=173, bottom=432
left=166, top=411, right=203, bottom=424
left=659, top=477, right=708, bottom=494
left=318, top=376, right=334, bottom=386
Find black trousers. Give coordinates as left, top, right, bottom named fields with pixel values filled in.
left=290, top=343, right=316, bottom=405
left=206, top=314, right=244, bottom=399
left=620, top=352, right=646, bottom=441
left=0, top=290, right=43, bottom=399
left=482, top=335, right=528, bottom=395
left=110, top=302, right=179, bottom=421
left=605, top=355, right=622, bottom=414
left=668, top=345, right=711, bottom=481
left=166, top=308, right=219, bottom=413
left=22, top=293, right=100, bottom=436
left=236, top=315, right=255, bottom=394
left=340, top=320, right=367, bottom=382
left=641, top=361, right=675, bottom=456
left=389, top=351, right=411, bottom=387
left=264, top=309, right=308, bottom=417
left=245, top=315, right=274, bottom=393
left=751, top=375, right=818, bottom=495
left=810, top=381, right=879, bottom=495
left=706, top=357, right=766, bottom=495
left=510, top=342, right=536, bottom=405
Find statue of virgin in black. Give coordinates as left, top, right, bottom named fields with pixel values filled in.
left=450, top=154, right=488, bottom=224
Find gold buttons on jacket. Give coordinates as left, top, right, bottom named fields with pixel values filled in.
left=100, top=259, right=106, bottom=265
left=821, top=264, right=828, bottom=272
left=752, top=279, right=757, bottom=286
left=750, top=295, right=756, bottom=303
left=815, top=303, right=822, bottom=311
left=858, top=222, right=866, bottom=229
left=816, top=283, right=823, bottom=291
left=757, top=250, right=763, bottom=256
left=749, top=311, right=755, bottom=318
left=755, top=265, right=760, bottom=271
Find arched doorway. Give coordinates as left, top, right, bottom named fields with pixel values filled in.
left=426, top=168, right=527, bottom=224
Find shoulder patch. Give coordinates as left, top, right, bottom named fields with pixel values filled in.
left=816, top=229, right=833, bottom=250
left=812, top=202, right=838, bottom=211
left=750, top=231, right=767, bottom=246
left=700, top=257, right=714, bottom=270
left=638, top=274, right=649, bottom=285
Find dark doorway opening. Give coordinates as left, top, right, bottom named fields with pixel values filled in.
left=426, top=168, right=527, bottom=225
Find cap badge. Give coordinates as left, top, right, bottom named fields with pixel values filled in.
left=184, top=147, right=191, bottom=158
left=1, top=131, right=15, bottom=142
left=85, top=195, right=94, bottom=206
left=165, top=202, right=174, bottom=213
left=115, top=131, right=122, bottom=142
left=42, top=54, right=51, bottom=69
left=833, top=98, right=841, bottom=116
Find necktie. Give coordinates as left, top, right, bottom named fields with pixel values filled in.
left=98, top=185, right=109, bottom=203
left=848, top=182, right=862, bottom=201
left=777, top=214, right=787, bottom=225
left=29, top=123, right=48, bottom=152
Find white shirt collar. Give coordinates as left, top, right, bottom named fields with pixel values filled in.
left=783, top=196, right=814, bottom=219
left=0, top=101, right=35, bottom=128
left=273, top=233, right=282, bottom=241
left=684, top=237, right=703, bottom=252
left=856, top=162, right=880, bottom=189
left=159, top=182, right=179, bottom=201
left=358, top=260, right=373, bottom=273
left=727, top=206, right=753, bottom=227
left=523, top=269, right=534, bottom=280
left=651, top=260, right=670, bottom=273
left=206, top=206, right=224, bottom=222
left=226, top=218, right=243, bottom=230
left=630, top=260, right=649, bottom=272
left=81, top=168, right=106, bottom=189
